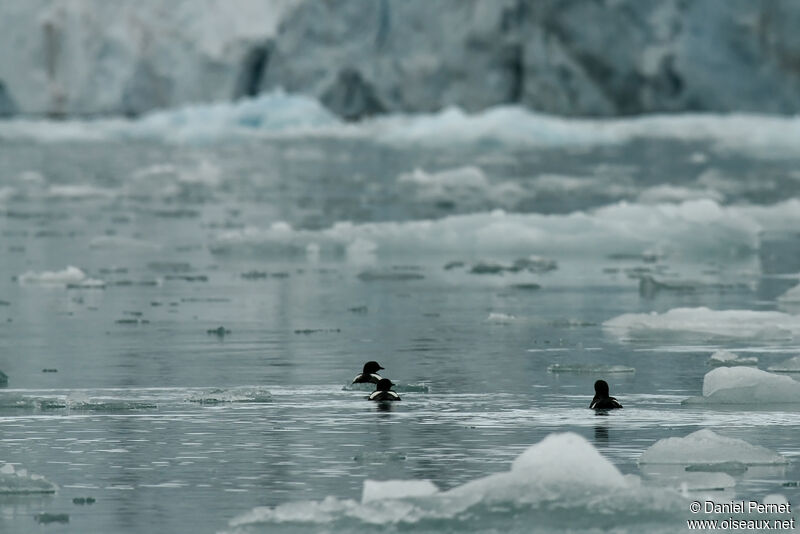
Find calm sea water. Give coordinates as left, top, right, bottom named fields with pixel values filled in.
left=1, top=133, right=799, bottom=533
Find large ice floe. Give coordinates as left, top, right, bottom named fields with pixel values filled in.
left=226, top=433, right=684, bottom=533
left=604, top=307, right=800, bottom=341
left=211, top=199, right=800, bottom=262
left=707, top=350, right=758, bottom=367
left=0, top=464, right=57, bottom=494
left=684, top=367, right=800, bottom=404
left=639, top=430, right=787, bottom=466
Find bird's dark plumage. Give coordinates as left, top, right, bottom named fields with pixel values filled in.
left=353, top=361, right=384, bottom=384
left=590, top=379, right=622, bottom=409
left=368, top=378, right=401, bottom=401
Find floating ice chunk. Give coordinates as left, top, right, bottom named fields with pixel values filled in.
left=768, top=355, right=800, bottom=373
left=707, top=350, right=758, bottom=367
left=64, top=392, right=157, bottom=411
left=397, top=166, right=524, bottom=208
left=547, top=364, right=635, bottom=373
left=777, top=284, right=800, bottom=303
left=188, top=387, right=272, bottom=404
left=398, top=166, right=490, bottom=190
left=0, top=463, right=57, bottom=494
left=639, top=429, right=787, bottom=465
left=362, top=480, right=438, bottom=503
left=486, top=312, right=515, bottom=323
left=228, top=432, right=683, bottom=530
left=604, top=307, right=800, bottom=340
left=687, top=367, right=800, bottom=404
left=18, top=266, right=88, bottom=287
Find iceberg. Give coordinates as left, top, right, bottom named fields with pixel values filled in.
left=639, top=429, right=787, bottom=466
left=228, top=433, right=684, bottom=532
left=685, top=367, right=800, bottom=404
left=605, top=307, right=800, bottom=340
left=0, top=463, right=57, bottom=494
left=707, top=350, right=758, bottom=367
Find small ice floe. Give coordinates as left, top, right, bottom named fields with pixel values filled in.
left=65, top=392, right=157, bottom=411
left=638, top=429, right=787, bottom=466
left=768, top=355, right=800, bottom=373
left=227, top=433, right=684, bottom=531
left=707, top=350, right=758, bottom=367
left=486, top=312, right=516, bottom=323
left=18, top=266, right=103, bottom=288
left=604, top=307, right=800, bottom=340
left=683, top=367, right=800, bottom=404
left=187, top=387, right=272, bottom=404
left=0, top=463, right=57, bottom=494
left=397, top=166, right=524, bottom=210
left=547, top=364, right=635, bottom=374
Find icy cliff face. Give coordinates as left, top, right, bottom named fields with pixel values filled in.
left=2, top=0, right=800, bottom=118
left=0, top=0, right=298, bottom=117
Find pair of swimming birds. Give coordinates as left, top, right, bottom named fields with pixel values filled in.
left=353, top=361, right=623, bottom=409
left=352, top=361, right=402, bottom=401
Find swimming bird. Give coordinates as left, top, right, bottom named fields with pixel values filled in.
left=368, top=378, right=401, bottom=401
left=353, top=361, right=384, bottom=384
left=590, top=379, right=622, bottom=409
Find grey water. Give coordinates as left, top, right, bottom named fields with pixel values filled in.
left=1, top=136, right=799, bottom=533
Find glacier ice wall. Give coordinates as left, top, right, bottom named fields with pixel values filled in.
left=3, top=0, right=800, bottom=118
left=0, top=0, right=298, bottom=117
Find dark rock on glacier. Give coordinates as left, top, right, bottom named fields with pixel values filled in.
left=0, top=80, right=17, bottom=116
left=320, top=68, right=385, bottom=121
